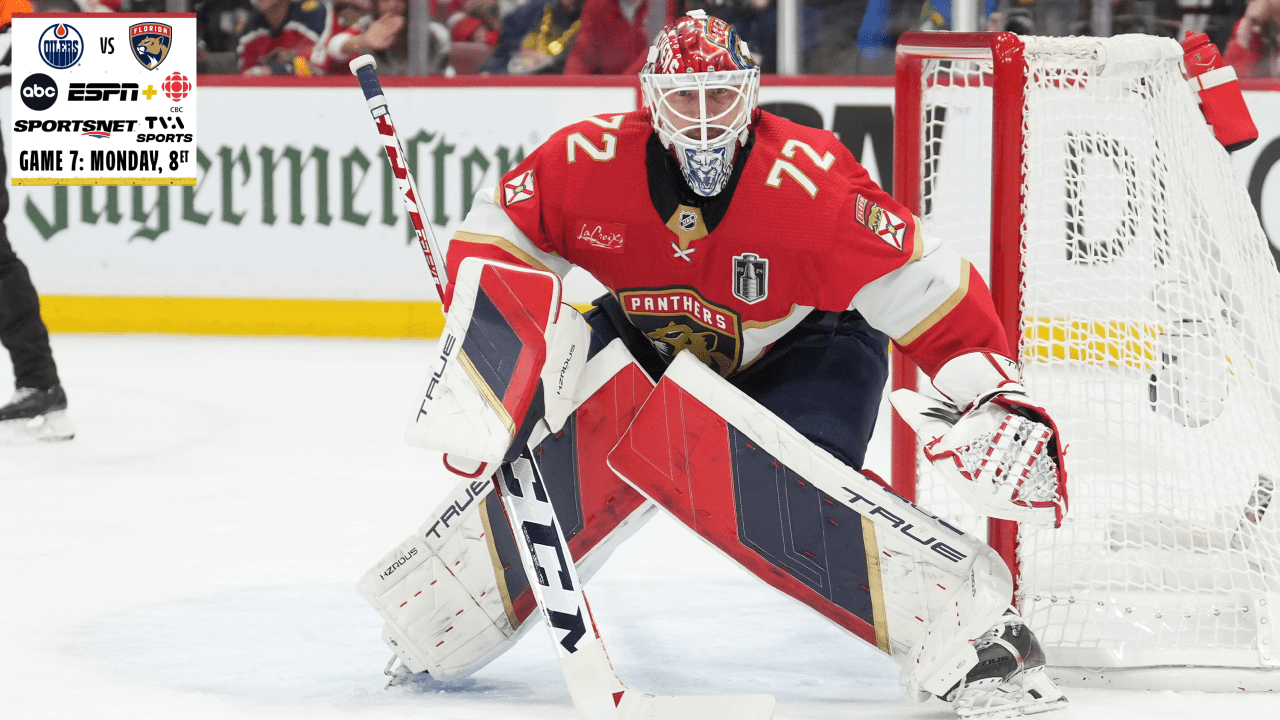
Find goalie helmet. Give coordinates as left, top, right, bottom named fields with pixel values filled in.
left=640, top=10, right=760, bottom=197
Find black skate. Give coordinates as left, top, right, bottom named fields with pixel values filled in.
left=0, top=384, right=75, bottom=444
left=943, top=610, right=1068, bottom=718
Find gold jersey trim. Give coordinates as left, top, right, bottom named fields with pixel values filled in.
left=909, top=216, right=925, bottom=263
left=451, top=230, right=557, bottom=273
left=742, top=304, right=802, bottom=330
left=895, top=259, right=971, bottom=346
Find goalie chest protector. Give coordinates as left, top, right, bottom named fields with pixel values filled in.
left=497, top=110, right=923, bottom=378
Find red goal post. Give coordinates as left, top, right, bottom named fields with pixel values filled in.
left=891, top=31, right=1280, bottom=686
left=891, top=31, right=1027, bottom=576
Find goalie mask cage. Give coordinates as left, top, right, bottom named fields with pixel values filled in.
left=892, top=32, right=1280, bottom=682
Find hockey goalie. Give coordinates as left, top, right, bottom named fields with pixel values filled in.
left=357, top=12, right=1069, bottom=718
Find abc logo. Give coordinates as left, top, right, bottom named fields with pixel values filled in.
left=21, top=74, right=59, bottom=111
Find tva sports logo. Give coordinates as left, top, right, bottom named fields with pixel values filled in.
left=39, top=23, right=84, bottom=69
left=129, top=23, right=172, bottom=70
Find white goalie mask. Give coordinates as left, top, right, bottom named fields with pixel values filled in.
left=640, top=11, right=760, bottom=197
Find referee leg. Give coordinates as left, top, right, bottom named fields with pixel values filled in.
left=0, top=118, right=61, bottom=391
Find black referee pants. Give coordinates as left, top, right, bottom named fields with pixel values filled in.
left=0, top=119, right=60, bottom=390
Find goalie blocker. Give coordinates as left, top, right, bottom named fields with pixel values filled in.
left=404, top=256, right=589, bottom=478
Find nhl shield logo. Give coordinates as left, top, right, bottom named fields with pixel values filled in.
left=733, top=253, right=768, bottom=304
left=679, top=211, right=697, bottom=232
left=130, top=23, right=172, bottom=70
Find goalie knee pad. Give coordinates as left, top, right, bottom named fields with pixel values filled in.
left=362, top=340, right=657, bottom=678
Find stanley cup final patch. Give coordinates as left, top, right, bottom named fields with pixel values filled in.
left=503, top=170, right=535, bottom=206
left=854, top=194, right=907, bottom=252
left=732, top=253, right=768, bottom=304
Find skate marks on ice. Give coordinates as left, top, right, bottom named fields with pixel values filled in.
left=79, top=575, right=923, bottom=717
left=85, top=586, right=538, bottom=704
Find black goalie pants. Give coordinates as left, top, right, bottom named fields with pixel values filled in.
left=0, top=119, right=60, bottom=391
left=589, top=294, right=890, bottom=471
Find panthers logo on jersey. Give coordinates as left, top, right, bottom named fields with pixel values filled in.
left=618, top=287, right=741, bottom=377
left=129, top=23, right=172, bottom=70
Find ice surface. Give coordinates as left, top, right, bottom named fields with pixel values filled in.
left=2, top=335, right=1276, bottom=719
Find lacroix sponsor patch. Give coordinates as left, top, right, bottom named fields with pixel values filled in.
left=573, top=220, right=626, bottom=252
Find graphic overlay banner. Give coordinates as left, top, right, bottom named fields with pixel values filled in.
left=9, top=13, right=196, bottom=186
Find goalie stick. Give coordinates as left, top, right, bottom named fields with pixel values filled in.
left=349, top=55, right=775, bottom=720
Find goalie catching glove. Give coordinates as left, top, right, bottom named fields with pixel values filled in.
left=891, top=351, right=1068, bottom=528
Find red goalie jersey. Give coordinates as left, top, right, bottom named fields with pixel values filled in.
left=445, top=109, right=1008, bottom=379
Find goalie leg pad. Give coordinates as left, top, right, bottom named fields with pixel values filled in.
left=363, top=340, right=656, bottom=678
left=405, top=258, right=589, bottom=472
left=608, top=352, right=1011, bottom=699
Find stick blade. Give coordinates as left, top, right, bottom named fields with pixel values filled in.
left=615, top=692, right=776, bottom=720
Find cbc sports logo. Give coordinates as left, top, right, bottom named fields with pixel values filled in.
left=38, top=23, right=84, bottom=69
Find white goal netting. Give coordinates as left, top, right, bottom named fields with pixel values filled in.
left=906, top=34, right=1280, bottom=669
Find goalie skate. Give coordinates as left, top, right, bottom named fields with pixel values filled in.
left=944, top=612, right=1067, bottom=718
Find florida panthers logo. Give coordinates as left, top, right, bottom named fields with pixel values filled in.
left=646, top=322, right=736, bottom=376
left=130, top=23, right=172, bottom=70
left=619, top=288, right=741, bottom=377
left=681, top=147, right=731, bottom=196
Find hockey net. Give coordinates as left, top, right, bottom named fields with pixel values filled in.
left=892, top=32, right=1280, bottom=674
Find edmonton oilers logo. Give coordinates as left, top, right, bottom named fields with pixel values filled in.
left=39, top=23, right=84, bottom=69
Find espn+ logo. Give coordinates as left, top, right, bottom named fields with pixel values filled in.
left=39, top=23, right=84, bottom=69
left=20, top=74, right=59, bottom=112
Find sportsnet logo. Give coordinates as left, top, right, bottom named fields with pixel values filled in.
left=39, top=24, right=84, bottom=69
left=854, top=194, right=907, bottom=252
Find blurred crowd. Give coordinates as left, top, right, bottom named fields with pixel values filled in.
left=19, top=0, right=1280, bottom=76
